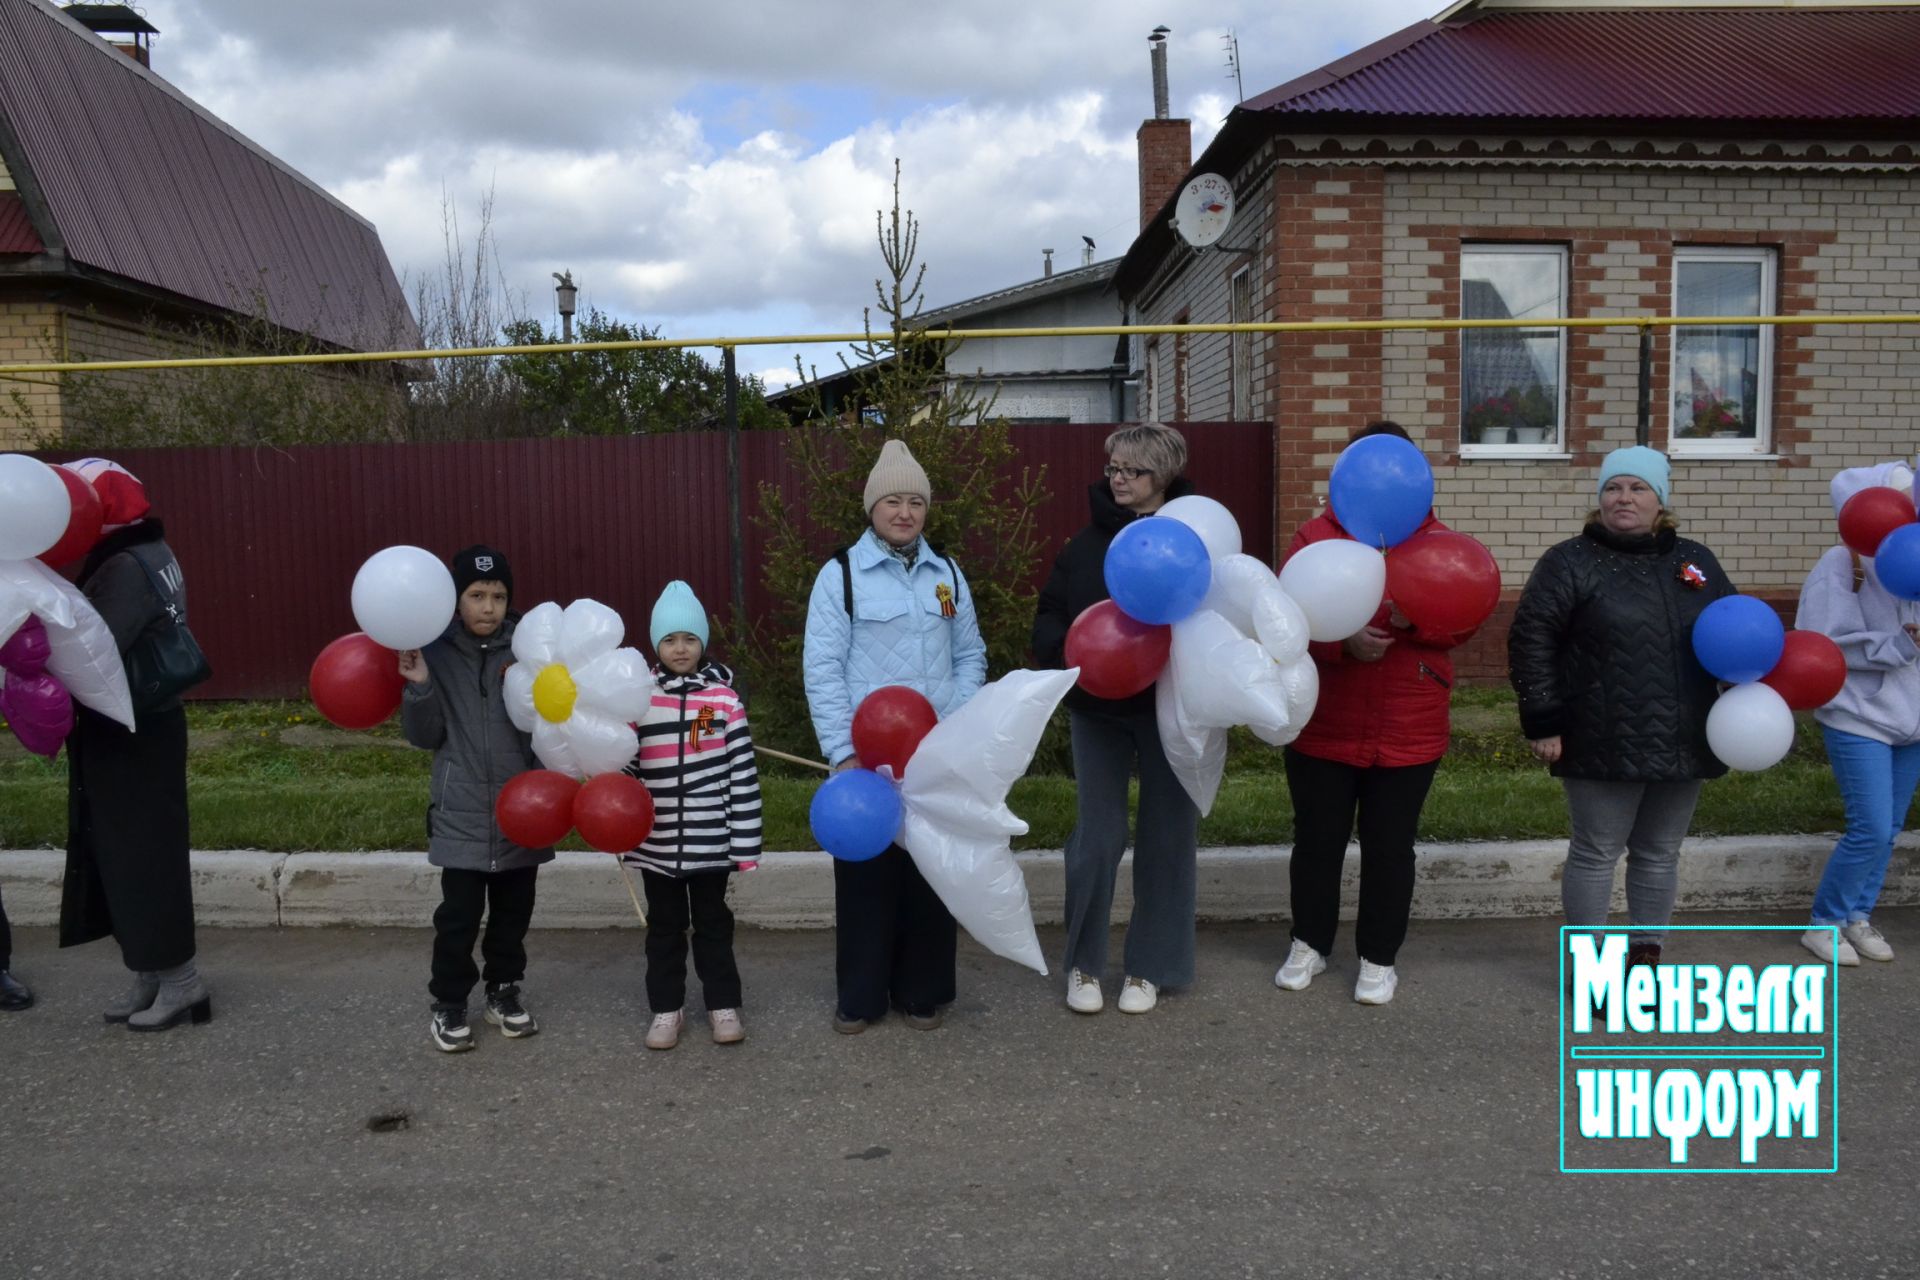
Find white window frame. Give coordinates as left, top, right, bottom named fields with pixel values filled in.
left=1459, top=243, right=1569, bottom=459
left=1230, top=265, right=1252, bottom=420
left=1668, top=246, right=1776, bottom=458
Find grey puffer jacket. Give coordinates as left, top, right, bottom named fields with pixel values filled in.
left=400, top=615, right=552, bottom=872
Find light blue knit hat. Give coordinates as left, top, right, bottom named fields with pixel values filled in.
left=1596, top=445, right=1671, bottom=507
left=649, top=580, right=709, bottom=650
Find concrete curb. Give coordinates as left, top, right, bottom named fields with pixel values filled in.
left=4, top=835, right=1918, bottom=930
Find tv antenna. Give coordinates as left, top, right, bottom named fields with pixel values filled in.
left=1223, top=30, right=1243, bottom=103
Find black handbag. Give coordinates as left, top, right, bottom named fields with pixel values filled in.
left=123, top=547, right=212, bottom=713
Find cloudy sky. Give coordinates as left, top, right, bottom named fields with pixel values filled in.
left=129, top=0, right=1440, bottom=385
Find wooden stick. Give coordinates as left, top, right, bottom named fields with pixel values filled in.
left=754, top=745, right=832, bottom=773
left=613, top=856, right=648, bottom=926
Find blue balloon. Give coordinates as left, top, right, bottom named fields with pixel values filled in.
left=1103, top=516, right=1211, bottom=625
left=1328, top=435, right=1435, bottom=549
left=809, top=768, right=901, bottom=862
left=1691, top=595, right=1786, bottom=684
left=1875, top=523, right=1920, bottom=601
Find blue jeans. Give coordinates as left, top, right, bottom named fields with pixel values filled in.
left=1813, top=726, right=1920, bottom=925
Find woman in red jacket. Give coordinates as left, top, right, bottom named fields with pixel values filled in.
left=1276, top=422, right=1467, bottom=1006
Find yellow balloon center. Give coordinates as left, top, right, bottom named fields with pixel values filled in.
left=532, top=663, right=578, bottom=724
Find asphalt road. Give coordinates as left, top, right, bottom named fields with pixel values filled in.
left=3, top=912, right=1915, bottom=1279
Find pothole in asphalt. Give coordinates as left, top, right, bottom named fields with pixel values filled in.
left=366, top=1109, right=412, bottom=1134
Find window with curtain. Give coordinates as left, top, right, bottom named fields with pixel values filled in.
left=1671, top=247, right=1775, bottom=455
left=1460, top=245, right=1567, bottom=453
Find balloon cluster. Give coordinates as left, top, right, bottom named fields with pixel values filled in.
left=1694, top=596, right=1843, bottom=772
left=495, top=768, right=657, bottom=853
left=0, top=455, right=132, bottom=751
left=503, top=599, right=654, bottom=778
left=1837, top=485, right=1920, bottom=600
left=809, top=672, right=1074, bottom=975
left=808, top=686, right=937, bottom=861
left=310, top=546, right=459, bottom=730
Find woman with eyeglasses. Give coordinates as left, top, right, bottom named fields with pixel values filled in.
left=1031, top=422, right=1199, bottom=1016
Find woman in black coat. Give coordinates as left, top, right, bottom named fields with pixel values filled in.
left=60, top=464, right=208, bottom=1031
left=1031, top=422, right=1198, bottom=1017
left=1508, top=446, right=1733, bottom=967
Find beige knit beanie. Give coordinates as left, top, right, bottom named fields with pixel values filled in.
left=863, top=439, right=932, bottom=512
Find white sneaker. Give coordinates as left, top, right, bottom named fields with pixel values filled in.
left=1841, top=921, right=1893, bottom=963
left=1354, top=960, right=1398, bottom=1006
left=645, top=1009, right=684, bottom=1050
left=1116, top=976, right=1158, bottom=1014
left=1066, top=968, right=1103, bottom=1014
left=1274, top=939, right=1327, bottom=991
left=1801, top=928, right=1860, bottom=967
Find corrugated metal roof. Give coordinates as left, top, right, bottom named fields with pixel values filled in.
left=1247, top=9, right=1920, bottom=123
left=0, top=0, right=416, bottom=351
left=0, top=190, right=42, bottom=251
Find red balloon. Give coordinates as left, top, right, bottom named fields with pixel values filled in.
left=1761, top=630, right=1847, bottom=711
left=1384, top=530, right=1502, bottom=636
left=852, top=686, right=939, bottom=776
left=309, top=632, right=406, bottom=729
left=496, top=770, right=581, bottom=849
left=1064, top=599, right=1172, bottom=700
left=36, top=465, right=104, bottom=568
left=573, top=772, right=656, bottom=853
left=1838, top=486, right=1916, bottom=558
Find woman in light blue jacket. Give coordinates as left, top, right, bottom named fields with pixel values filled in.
left=803, top=439, right=986, bottom=1034
left=1796, top=460, right=1920, bottom=967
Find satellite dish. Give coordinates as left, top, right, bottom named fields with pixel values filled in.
left=1172, top=173, right=1235, bottom=249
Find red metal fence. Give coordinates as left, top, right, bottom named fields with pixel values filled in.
left=38, top=423, right=1274, bottom=699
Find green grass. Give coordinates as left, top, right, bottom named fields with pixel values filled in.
left=0, top=694, right=1854, bottom=852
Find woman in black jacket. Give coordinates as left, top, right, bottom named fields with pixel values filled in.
left=1508, top=446, right=1734, bottom=966
left=1031, top=422, right=1197, bottom=1016
left=60, top=462, right=208, bottom=1030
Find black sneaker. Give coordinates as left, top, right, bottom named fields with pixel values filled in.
left=0, top=971, right=33, bottom=1012
left=430, top=1006, right=475, bottom=1053
left=485, top=984, right=538, bottom=1038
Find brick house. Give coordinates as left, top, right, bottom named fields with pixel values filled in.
left=0, top=0, right=416, bottom=446
left=1116, top=0, right=1920, bottom=677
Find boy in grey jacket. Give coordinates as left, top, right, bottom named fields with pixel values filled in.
left=400, top=546, right=553, bottom=1052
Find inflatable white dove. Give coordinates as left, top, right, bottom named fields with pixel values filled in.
left=503, top=599, right=654, bottom=777
left=1151, top=515, right=1320, bottom=814
left=0, top=557, right=134, bottom=730
left=896, top=667, right=1076, bottom=976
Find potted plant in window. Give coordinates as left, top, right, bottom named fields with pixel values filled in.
left=1679, top=384, right=1746, bottom=438
left=1511, top=384, right=1555, bottom=445
left=1465, top=392, right=1521, bottom=444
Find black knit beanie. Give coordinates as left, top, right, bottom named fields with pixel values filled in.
left=450, top=544, right=513, bottom=602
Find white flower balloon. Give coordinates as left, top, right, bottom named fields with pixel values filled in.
left=503, top=599, right=654, bottom=778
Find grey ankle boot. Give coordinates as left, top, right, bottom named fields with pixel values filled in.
left=103, top=972, right=161, bottom=1024
left=127, top=963, right=211, bottom=1032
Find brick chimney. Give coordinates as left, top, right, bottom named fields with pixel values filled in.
left=63, top=4, right=157, bottom=68
left=1136, top=27, right=1191, bottom=229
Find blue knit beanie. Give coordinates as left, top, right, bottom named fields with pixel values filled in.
left=649, top=580, right=710, bottom=651
left=1596, top=446, right=1671, bottom=507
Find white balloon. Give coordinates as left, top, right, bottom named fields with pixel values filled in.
left=1278, top=540, right=1387, bottom=642
left=351, top=546, right=457, bottom=651
left=510, top=601, right=565, bottom=667
left=898, top=668, right=1075, bottom=975
left=1276, top=654, right=1320, bottom=727
left=1159, top=495, right=1243, bottom=563
left=1202, top=553, right=1272, bottom=634
left=0, top=454, right=73, bottom=561
left=1156, top=674, right=1227, bottom=817
left=1252, top=583, right=1311, bottom=666
left=1169, top=609, right=1291, bottom=738
left=1707, top=683, right=1796, bottom=772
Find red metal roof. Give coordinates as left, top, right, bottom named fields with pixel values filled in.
left=1247, top=8, right=1920, bottom=124
left=0, top=0, right=416, bottom=351
left=0, top=190, right=42, bottom=251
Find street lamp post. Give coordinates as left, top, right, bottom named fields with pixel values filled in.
left=552, top=270, right=577, bottom=344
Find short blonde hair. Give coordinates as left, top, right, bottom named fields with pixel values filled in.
left=1104, top=422, right=1188, bottom=481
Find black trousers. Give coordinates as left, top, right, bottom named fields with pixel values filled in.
left=429, top=866, right=539, bottom=1008
left=1283, top=748, right=1440, bottom=966
left=0, top=882, right=12, bottom=972
left=833, top=845, right=956, bottom=1021
left=640, top=869, right=742, bottom=1013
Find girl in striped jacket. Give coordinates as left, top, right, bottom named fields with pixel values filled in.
left=623, top=581, right=763, bottom=1050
